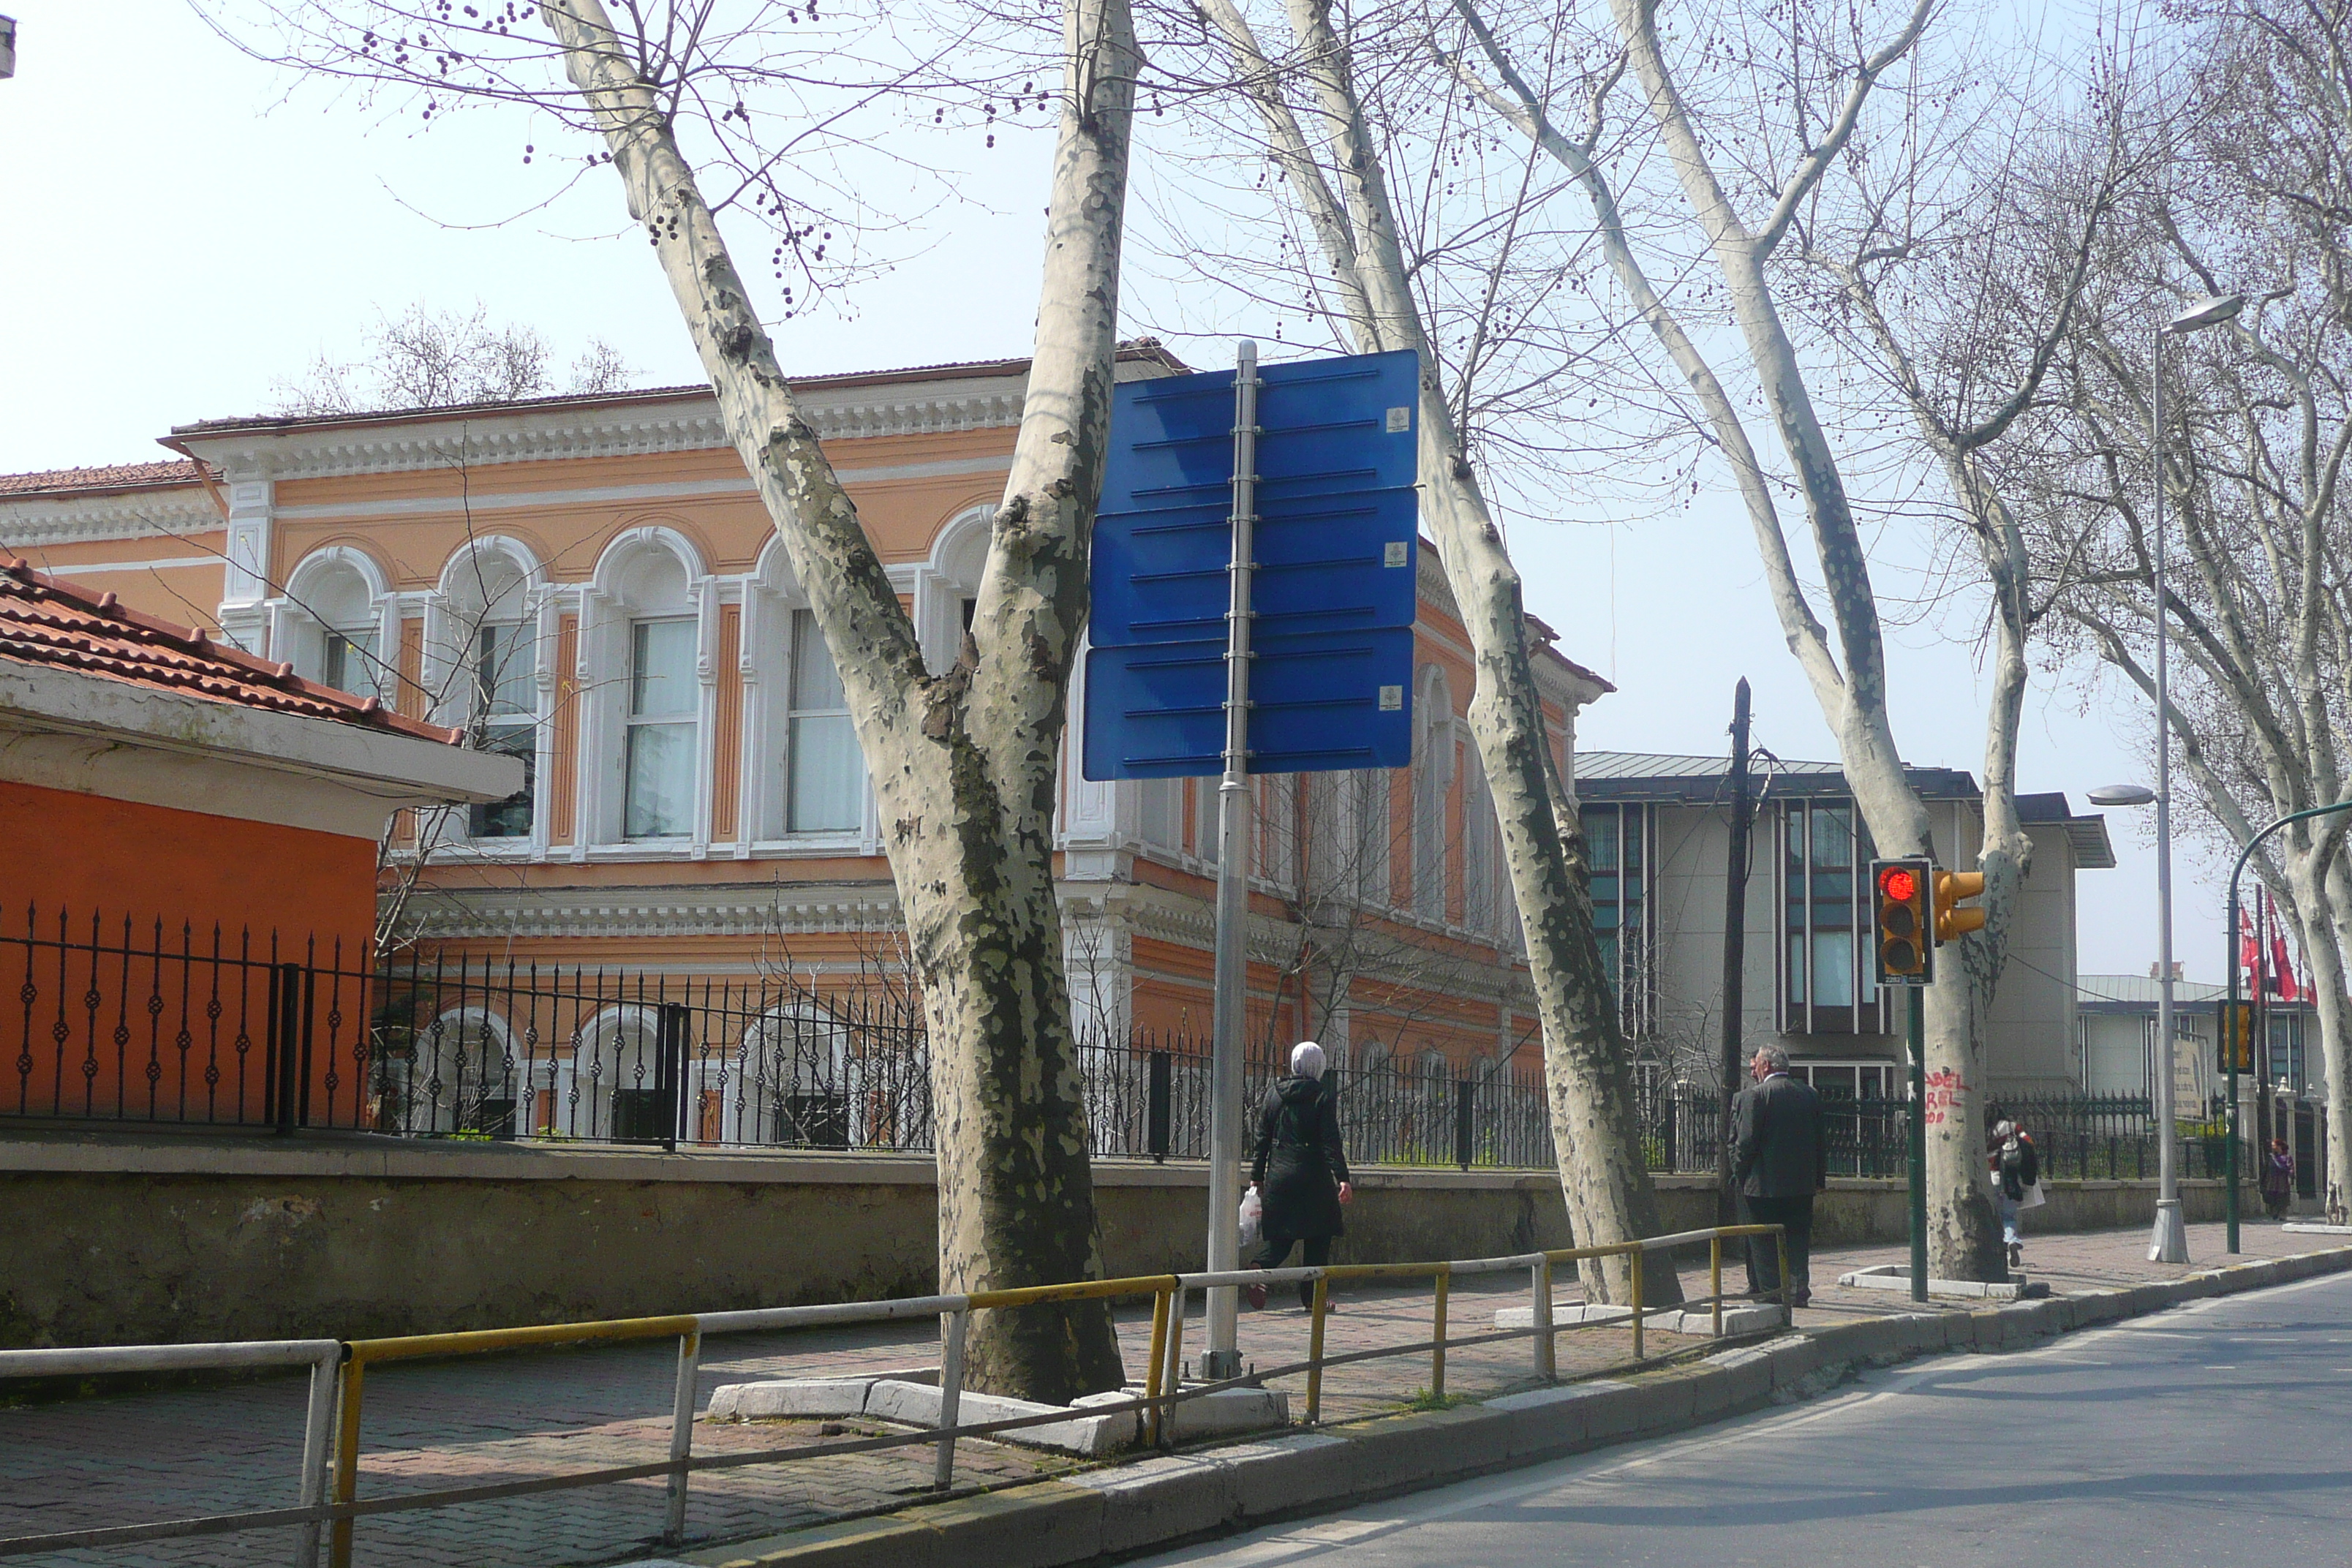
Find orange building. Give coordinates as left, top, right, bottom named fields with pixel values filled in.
left=0, top=556, right=521, bottom=1126
left=0, top=353, right=1607, bottom=1141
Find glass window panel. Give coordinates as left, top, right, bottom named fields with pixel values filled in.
left=1811, top=1066, right=1859, bottom=1098
left=1810, top=807, right=1853, bottom=869
left=790, top=609, right=847, bottom=711
left=1624, top=810, right=1644, bottom=873
left=1811, top=931, right=1855, bottom=1007
left=1584, top=807, right=1619, bottom=873
left=475, top=624, right=536, bottom=717
left=323, top=627, right=381, bottom=701
left=788, top=713, right=862, bottom=832
left=625, top=722, right=695, bottom=837
left=631, top=619, right=698, bottom=719
left=470, top=724, right=536, bottom=838
left=1788, top=933, right=1806, bottom=1003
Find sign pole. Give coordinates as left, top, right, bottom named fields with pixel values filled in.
left=1204, top=341, right=1261, bottom=1382
left=1909, top=984, right=1928, bottom=1303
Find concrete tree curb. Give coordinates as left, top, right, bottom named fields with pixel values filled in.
left=660, top=1245, right=2352, bottom=1568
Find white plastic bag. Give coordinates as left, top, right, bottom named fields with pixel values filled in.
left=2019, top=1180, right=2047, bottom=1211
left=1238, top=1186, right=1264, bottom=1251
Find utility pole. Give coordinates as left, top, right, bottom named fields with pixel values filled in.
left=1717, top=679, right=1752, bottom=1227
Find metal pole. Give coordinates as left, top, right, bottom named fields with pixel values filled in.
left=934, top=1308, right=968, bottom=1491
left=295, top=1350, right=338, bottom=1568
left=2228, top=881, right=2243, bottom=1254
left=663, top=1330, right=700, bottom=1545
left=2223, top=803, right=2352, bottom=1244
left=1718, top=679, right=1752, bottom=1229
left=1205, top=339, right=1261, bottom=1382
left=1909, top=985, right=1928, bottom=1302
left=1531, top=1259, right=1555, bottom=1380
left=2152, top=326, right=2189, bottom=1264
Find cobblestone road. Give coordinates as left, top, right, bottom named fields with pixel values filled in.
left=0, top=1220, right=2317, bottom=1567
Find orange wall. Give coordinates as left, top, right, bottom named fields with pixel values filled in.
left=0, top=781, right=376, bottom=959
left=0, top=783, right=379, bottom=1126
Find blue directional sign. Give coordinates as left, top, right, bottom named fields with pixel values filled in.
left=1084, top=349, right=1421, bottom=780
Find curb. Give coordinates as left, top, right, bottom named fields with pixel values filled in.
left=668, top=1245, right=2352, bottom=1568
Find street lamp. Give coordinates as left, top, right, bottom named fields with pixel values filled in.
left=2144, top=290, right=2247, bottom=1265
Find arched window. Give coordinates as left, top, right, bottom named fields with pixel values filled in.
left=437, top=540, right=543, bottom=840
left=280, top=549, right=391, bottom=701
left=589, top=529, right=706, bottom=844
left=746, top=537, right=868, bottom=843
left=557, top=1004, right=671, bottom=1141
left=1463, top=758, right=1496, bottom=934
left=738, top=1003, right=859, bottom=1146
left=386, top=1006, right=519, bottom=1136
left=919, top=505, right=993, bottom=676
left=1412, top=667, right=1456, bottom=920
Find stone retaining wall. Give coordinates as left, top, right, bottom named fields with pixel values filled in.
left=0, top=1131, right=2244, bottom=1347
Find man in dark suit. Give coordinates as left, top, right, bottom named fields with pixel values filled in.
left=1734, top=1044, right=1827, bottom=1306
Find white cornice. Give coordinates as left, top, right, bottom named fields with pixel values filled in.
left=0, top=489, right=221, bottom=549
left=177, top=377, right=1032, bottom=484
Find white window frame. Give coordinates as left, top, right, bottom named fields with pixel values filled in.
left=783, top=606, right=864, bottom=835
left=624, top=615, right=700, bottom=840
left=742, top=534, right=875, bottom=853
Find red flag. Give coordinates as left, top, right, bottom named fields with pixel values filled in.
left=2267, top=893, right=2301, bottom=1002
left=2242, top=905, right=2262, bottom=981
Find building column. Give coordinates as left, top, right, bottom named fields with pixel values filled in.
left=216, top=477, right=274, bottom=654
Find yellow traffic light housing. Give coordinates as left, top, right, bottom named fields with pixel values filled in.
left=1872, top=858, right=1935, bottom=986
left=1934, top=869, right=1988, bottom=946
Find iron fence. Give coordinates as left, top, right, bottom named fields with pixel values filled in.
left=0, top=905, right=2247, bottom=1180
left=0, top=911, right=1567, bottom=1168
left=1626, top=1086, right=2239, bottom=1182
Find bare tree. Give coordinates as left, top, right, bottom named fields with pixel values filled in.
left=210, top=0, right=1142, bottom=1401
left=2003, top=0, right=2352, bottom=1199
left=276, top=301, right=633, bottom=415
left=1157, top=0, right=1679, bottom=1305
left=1433, top=0, right=2112, bottom=1278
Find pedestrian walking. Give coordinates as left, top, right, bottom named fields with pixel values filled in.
left=2261, top=1137, right=2296, bottom=1221
left=1989, top=1119, right=2043, bottom=1270
left=1245, top=1041, right=1354, bottom=1311
left=1733, top=1044, right=1826, bottom=1307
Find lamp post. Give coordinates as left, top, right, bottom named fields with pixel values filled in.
left=2138, top=290, right=2247, bottom=1266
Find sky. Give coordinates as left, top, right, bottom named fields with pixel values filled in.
left=0, top=1, right=2240, bottom=986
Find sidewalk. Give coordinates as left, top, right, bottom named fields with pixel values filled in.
left=0, top=1219, right=2314, bottom=1567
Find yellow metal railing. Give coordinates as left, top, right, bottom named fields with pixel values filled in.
left=317, top=1222, right=1778, bottom=1568
left=0, top=1224, right=1790, bottom=1567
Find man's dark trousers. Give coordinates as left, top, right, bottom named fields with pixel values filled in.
left=1742, top=1192, right=1814, bottom=1300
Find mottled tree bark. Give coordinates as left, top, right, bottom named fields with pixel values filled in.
left=540, top=0, right=1134, bottom=1399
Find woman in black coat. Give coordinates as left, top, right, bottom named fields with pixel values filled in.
left=1245, top=1041, right=1353, bottom=1310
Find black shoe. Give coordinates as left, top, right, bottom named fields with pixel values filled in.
left=2008, top=1243, right=2023, bottom=1268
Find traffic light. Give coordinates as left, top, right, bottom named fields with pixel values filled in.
left=1934, top=869, right=1988, bottom=946
left=1872, top=858, right=1934, bottom=985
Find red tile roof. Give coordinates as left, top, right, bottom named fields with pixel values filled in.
left=0, top=461, right=208, bottom=499
left=0, top=557, right=460, bottom=745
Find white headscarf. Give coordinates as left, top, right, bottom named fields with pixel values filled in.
left=1289, top=1040, right=1327, bottom=1080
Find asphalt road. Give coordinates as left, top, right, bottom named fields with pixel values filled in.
left=1137, top=1270, right=2352, bottom=1568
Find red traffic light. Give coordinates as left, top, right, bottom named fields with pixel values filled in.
left=1878, top=866, right=1918, bottom=904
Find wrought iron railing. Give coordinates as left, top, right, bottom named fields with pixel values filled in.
left=1, top=905, right=2243, bottom=1181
